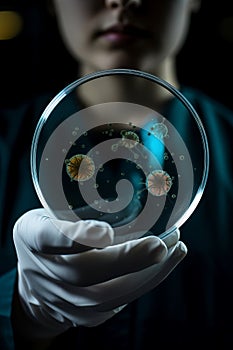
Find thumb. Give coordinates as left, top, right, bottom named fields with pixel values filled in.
left=13, top=208, right=114, bottom=254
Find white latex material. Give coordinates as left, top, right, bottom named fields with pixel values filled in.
left=13, top=208, right=187, bottom=339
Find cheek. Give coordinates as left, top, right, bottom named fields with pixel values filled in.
left=55, top=14, right=90, bottom=60
left=153, top=9, right=191, bottom=55
left=53, top=0, right=93, bottom=55
left=147, top=0, right=192, bottom=54
left=164, top=2, right=193, bottom=52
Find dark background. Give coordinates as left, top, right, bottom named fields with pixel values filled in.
left=1, top=1, right=233, bottom=110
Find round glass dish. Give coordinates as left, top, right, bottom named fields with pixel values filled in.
left=31, top=68, right=209, bottom=242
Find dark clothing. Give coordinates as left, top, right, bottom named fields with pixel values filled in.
left=0, top=87, right=233, bottom=349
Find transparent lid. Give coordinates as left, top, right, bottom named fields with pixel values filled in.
left=31, top=69, right=209, bottom=242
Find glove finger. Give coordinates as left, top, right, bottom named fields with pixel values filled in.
left=86, top=241, right=187, bottom=311
left=39, top=235, right=168, bottom=286
left=162, top=228, right=180, bottom=248
left=26, top=242, right=186, bottom=319
left=13, top=208, right=114, bottom=254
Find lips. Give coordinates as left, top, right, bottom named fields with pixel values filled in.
left=95, top=24, right=151, bottom=45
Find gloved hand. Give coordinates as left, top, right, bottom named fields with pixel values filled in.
left=13, top=208, right=187, bottom=341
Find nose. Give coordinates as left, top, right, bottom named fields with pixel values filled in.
left=105, top=0, right=141, bottom=10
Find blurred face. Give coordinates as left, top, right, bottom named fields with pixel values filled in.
left=52, top=0, right=199, bottom=75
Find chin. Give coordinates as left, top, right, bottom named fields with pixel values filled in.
left=93, top=53, right=143, bottom=71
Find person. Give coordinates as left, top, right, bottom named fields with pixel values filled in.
left=0, top=0, right=232, bottom=349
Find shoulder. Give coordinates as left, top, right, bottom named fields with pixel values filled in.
left=0, top=91, right=57, bottom=124
left=181, top=86, right=233, bottom=125
left=180, top=86, right=233, bottom=162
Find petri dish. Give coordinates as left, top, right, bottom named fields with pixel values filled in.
left=31, top=68, right=209, bottom=243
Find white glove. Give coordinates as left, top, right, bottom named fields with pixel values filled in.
left=13, top=208, right=187, bottom=340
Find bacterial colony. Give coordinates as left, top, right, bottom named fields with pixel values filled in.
left=65, top=120, right=174, bottom=201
